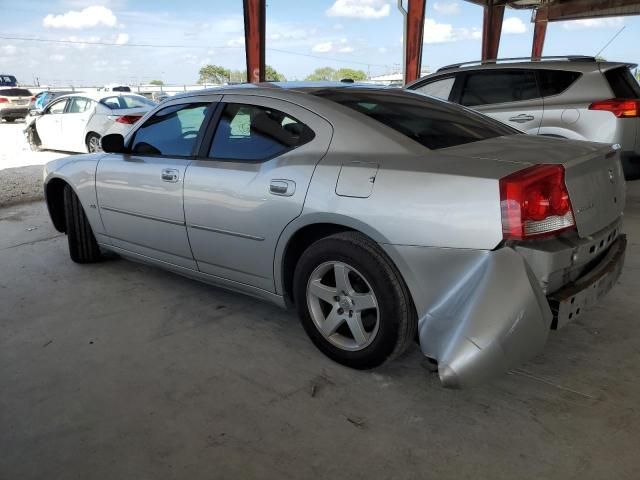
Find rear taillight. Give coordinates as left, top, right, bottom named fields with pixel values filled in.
left=30, top=96, right=36, bottom=101
left=589, top=98, right=640, bottom=118
left=500, top=165, right=575, bottom=240
left=0, top=98, right=8, bottom=103
left=114, top=115, right=142, bottom=124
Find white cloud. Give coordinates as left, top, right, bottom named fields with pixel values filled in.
left=51, top=54, right=66, bottom=62
left=422, top=18, right=481, bottom=44
left=43, top=6, right=118, bottom=29
left=338, top=45, right=354, bottom=53
left=327, top=0, right=390, bottom=19
left=503, top=17, right=527, bottom=34
left=563, top=17, right=624, bottom=30
left=433, top=2, right=460, bottom=15
left=378, top=46, right=388, bottom=53
left=312, top=41, right=334, bottom=53
left=114, top=33, right=129, bottom=45
left=2, top=45, right=17, bottom=55
left=226, top=37, right=245, bottom=48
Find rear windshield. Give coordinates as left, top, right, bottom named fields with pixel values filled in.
left=605, top=67, right=640, bottom=98
left=312, top=89, right=516, bottom=150
left=101, top=95, right=155, bottom=109
left=0, top=88, right=32, bottom=97
left=111, top=86, right=131, bottom=92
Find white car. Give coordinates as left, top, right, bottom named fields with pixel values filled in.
left=25, top=92, right=156, bottom=153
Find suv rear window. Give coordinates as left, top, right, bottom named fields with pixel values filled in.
left=0, top=88, right=32, bottom=97
left=537, top=70, right=581, bottom=97
left=312, top=90, right=516, bottom=150
left=605, top=67, right=640, bottom=98
left=460, top=70, right=539, bottom=106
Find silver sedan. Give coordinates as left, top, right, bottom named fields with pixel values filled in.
left=43, top=83, right=627, bottom=388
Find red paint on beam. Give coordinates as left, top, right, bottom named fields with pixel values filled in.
left=531, top=15, right=547, bottom=60
left=243, top=0, right=265, bottom=83
left=481, top=1, right=505, bottom=61
left=404, top=0, right=427, bottom=84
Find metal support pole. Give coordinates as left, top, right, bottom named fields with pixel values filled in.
left=243, top=0, right=265, bottom=83
left=481, top=0, right=505, bottom=61
left=399, top=0, right=427, bottom=84
left=531, top=9, right=548, bottom=60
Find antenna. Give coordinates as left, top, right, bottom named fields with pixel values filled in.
left=595, top=26, right=625, bottom=58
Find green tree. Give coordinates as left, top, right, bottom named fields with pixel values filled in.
left=198, top=64, right=230, bottom=84
left=149, top=79, right=164, bottom=86
left=305, top=67, right=337, bottom=81
left=334, top=68, right=367, bottom=81
left=265, top=65, right=286, bottom=82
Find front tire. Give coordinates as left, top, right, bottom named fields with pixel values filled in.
left=293, top=231, right=416, bottom=369
left=26, top=126, right=41, bottom=151
left=63, top=185, right=101, bottom=263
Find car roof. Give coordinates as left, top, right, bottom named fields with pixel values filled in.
left=52, top=91, right=148, bottom=101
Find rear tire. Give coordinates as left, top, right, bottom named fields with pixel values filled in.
left=293, top=231, right=417, bottom=370
left=86, top=133, right=102, bottom=153
left=63, top=185, right=101, bottom=263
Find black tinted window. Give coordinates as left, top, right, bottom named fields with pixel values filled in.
left=605, top=67, right=640, bottom=98
left=0, top=88, right=32, bottom=97
left=537, top=70, right=581, bottom=97
left=132, top=103, right=209, bottom=156
left=209, top=104, right=314, bottom=161
left=312, top=90, right=516, bottom=150
left=461, top=70, right=539, bottom=106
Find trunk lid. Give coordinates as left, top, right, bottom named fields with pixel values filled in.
left=441, top=134, right=626, bottom=237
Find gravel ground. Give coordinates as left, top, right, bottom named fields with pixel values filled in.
left=0, top=120, right=68, bottom=207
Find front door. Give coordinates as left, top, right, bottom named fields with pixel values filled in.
left=183, top=95, right=333, bottom=291
left=96, top=98, right=217, bottom=269
left=36, top=98, right=68, bottom=150
left=60, top=97, right=95, bottom=152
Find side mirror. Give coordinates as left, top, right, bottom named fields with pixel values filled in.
left=101, top=133, right=126, bottom=153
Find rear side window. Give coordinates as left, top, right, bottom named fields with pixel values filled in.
left=101, top=95, right=155, bottom=109
left=460, top=70, right=539, bottom=106
left=0, top=88, right=32, bottom=97
left=209, top=103, right=315, bottom=161
left=414, top=77, right=455, bottom=100
left=537, top=70, right=581, bottom=97
left=131, top=103, right=209, bottom=157
left=312, top=90, right=516, bottom=150
left=605, top=67, right=640, bottom=98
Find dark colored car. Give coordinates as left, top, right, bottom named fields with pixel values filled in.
left=0, top=74, right=18, bottom=87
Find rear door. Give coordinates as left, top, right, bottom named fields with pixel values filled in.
left=96, top=97, right=218, bottom=269
left=455, top=69, right=543, bottom=134
left=36, top=98, right=68, bottom=150
left=183, top=95, right=332, bottom=291
left=59, top=97, right=95, bottom=152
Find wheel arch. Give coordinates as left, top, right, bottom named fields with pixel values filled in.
left=45, top=177, right=70, bottom=233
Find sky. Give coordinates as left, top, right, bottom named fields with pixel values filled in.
left=1, top=0, right=639, bottom=86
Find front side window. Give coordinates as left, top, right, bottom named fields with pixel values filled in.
left=67, top=97, right=92, bottom=113
left=414, top=77, right=455, bottom=100
left=209, top=103, right=315, bottom=161
left=131, top=103, right=209, bottom=156
left=48, top=99, right=68, bottom=114
left=460, top=70, right=539, bottom=106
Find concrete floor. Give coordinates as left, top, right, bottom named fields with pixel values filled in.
left=1, top=183, right=639, bottom=480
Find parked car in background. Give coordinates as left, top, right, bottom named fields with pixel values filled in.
left=101, top=84, right=132, bottom=92
left=407, top=56, right=640, bottom=178
left=43, top=83, right=626, bottom=387
left=0, top=87, right=34, bottom=122
left=0, top=74, right=18, bottom=87
left=26, top=92, right=156, bottom=152
left=31, top=90, right=77, bottom=111
left=152, top=91, right=170, bottom=103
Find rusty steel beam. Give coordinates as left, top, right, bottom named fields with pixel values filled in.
left=403, top=0, right=427, bottom=84
left=541, top=0, right=640, bottom=21
left=243, top=0, right=265, bottom=83
left=481, top=0, right=505, bottom=61
left=531, top=10, right=547, bottom=59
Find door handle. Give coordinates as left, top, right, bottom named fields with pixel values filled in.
left=269, top=179, right=295, bottom=197
left=508, top=114, right=535, bottom=123
left=161, top=168, right=180, bottom=183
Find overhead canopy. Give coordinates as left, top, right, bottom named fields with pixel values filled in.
left=466, top=0, right=640, bottom=21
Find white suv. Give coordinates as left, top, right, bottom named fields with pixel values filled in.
left=407, top=56, right=640, bottom=178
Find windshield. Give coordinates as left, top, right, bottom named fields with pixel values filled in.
left=101, top=95, right=156, bottom=109
left=312, top=89, right=517, bottom=150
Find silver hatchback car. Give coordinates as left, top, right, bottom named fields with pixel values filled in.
left=43, top=83, right=626, bottom=388
left=407, top=56, right=640, bottom=178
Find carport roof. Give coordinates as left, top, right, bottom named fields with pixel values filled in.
left=465, top=0, right=640, bottom=21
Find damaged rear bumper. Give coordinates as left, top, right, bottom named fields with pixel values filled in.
left=382, top=233, right=626, bottom=389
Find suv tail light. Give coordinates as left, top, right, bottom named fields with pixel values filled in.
left=0, top=98, right=8, bottom=103
left=113, top=115, right=142, bottom=124
left=589, top=98, right=640, bottom=118
left=500, top=165, right=575, bottom=240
